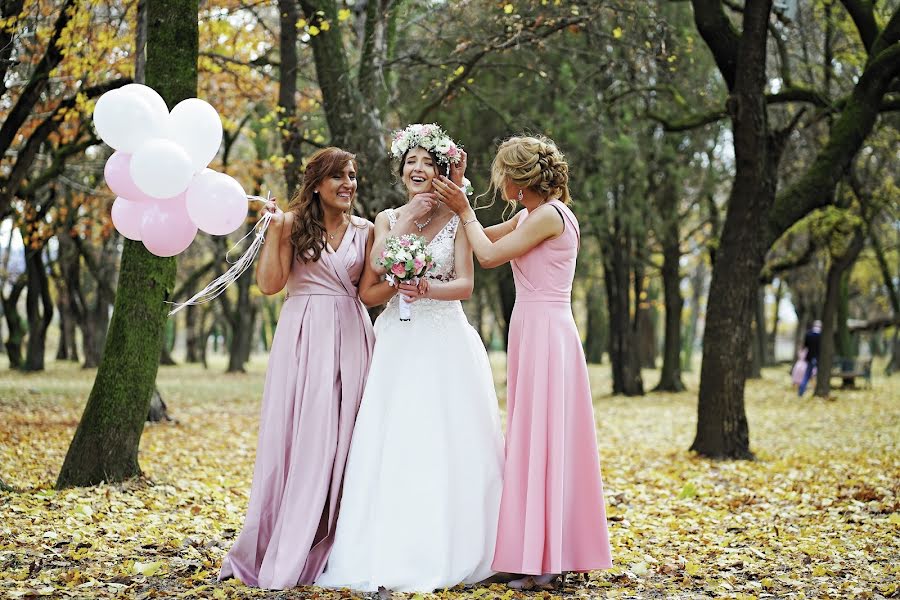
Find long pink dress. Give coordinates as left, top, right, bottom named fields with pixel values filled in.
left=219, top=216, right=375, bottom=589
left=492, top=200, right=612, bottom=575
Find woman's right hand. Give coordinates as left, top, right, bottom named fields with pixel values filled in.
left=262, top=199, right=285, bottom=227
left=405, top=193, right=438, bottom=221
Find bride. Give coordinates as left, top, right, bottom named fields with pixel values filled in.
left=315, top=124, right=503, bottom=593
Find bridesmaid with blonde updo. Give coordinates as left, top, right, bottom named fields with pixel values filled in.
left=436, top=135, right=612, bottom=590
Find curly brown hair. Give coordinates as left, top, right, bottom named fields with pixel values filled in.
left=289, top=147, right=357, bottom=263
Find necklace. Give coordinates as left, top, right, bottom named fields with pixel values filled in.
left=414, top=208, right=436, bottom=232
left=326, top=217, right=349, bottom=241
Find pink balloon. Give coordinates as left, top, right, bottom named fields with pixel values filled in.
left=140, top=194, right=198, bottom=257
left=104, top=152, right=155, bottom=203
left=185, top=171, right=248, bottom=235
left=111, top=196, right=146, bottom=241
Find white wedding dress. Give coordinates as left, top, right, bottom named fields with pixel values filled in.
left=315, top=210, right=504, bottom=593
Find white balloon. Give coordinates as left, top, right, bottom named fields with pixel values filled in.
left=168, top=98, right=223, bottom=172
left=92, top=89, right=167, bottom=153
left=185, top=171, right=248, bottom=235
left=121, top=83, right=170, bottom=120
left=130, top=139, right=195, bottom=199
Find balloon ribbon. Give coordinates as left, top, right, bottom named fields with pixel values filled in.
left=166, top=193, right=274, bottom=317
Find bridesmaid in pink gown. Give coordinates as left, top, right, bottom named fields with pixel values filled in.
left=219, top=147, right=375, bottom=589
left=436, top=135, right=611, bottom=589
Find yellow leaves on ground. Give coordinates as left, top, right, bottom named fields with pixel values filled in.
left=1, top=358, right=898, bottom=599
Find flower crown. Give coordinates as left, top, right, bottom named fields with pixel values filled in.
left=389, top=123, right=462, bottom=167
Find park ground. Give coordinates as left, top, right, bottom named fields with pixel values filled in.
left=0, top=356, right=897, bottom=599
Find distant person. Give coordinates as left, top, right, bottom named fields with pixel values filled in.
left=798, top=320, right=822, bottom=397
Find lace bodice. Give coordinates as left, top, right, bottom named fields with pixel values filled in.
left=380, top=209, right=464, bottom=330
left=387, top=209, right=459, bottom=282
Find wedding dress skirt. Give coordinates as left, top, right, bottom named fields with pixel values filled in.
left=316, top=296, right=504, bottom=592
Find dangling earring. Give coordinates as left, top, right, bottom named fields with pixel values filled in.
left=517, top=189, right=524, bottom=202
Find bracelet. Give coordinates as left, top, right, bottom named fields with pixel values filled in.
left=462, top=216, right=480, bottom=227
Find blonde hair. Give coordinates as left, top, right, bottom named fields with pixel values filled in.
left=479, top=135, right=571, bottom=211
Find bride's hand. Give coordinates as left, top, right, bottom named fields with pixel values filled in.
left=434, top=176, right=469, bottom=215
left=405, top=193, right=438, bottom=221
left=448, top=150, right=467, bottom=187
left=397, top=282, right=424, bottom=302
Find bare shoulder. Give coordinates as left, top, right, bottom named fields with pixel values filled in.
left=524, top=203, right=565, bottom=234
left=350, top=214, right=373, bottom=228
left=373, top=209, right=393, bottom=228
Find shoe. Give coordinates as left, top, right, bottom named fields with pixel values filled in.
left=533, top=572, right=568, bottom=590
left=507, top=576, right=537, bottom=590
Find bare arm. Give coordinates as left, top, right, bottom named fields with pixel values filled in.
left=484, top=213, right=521, bottom=242
left=461, top=205, right=562, bottom=269
left=256, top=209, right=294, bottom=295
left=436, top=176, right=563, bottom=268
left=359, top=215, right=398, bottom=307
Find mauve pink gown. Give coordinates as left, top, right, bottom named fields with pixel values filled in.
left=219, top=216, right=375, bottom=589
left=492, top=200, right=612, bottom=575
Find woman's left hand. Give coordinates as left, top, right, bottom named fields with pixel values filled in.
left=448, top=149, right=467, bottom=187
left=434, top=176, right=470, bottom=215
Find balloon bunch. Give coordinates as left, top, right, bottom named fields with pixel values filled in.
left=95, top=84, right=248, bottom=257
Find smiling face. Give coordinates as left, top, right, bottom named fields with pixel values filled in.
left=401, top=147, right=439, bottom=197
left=316, top=160, right=357, bottom=212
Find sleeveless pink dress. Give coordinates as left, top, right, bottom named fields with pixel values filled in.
left=492, top=200, right=612, bottom=575
left=220, top=216, right=375, bottom=589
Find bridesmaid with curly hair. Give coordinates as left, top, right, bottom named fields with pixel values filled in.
left=437, top=135, right=612, bottom=590
left=220, top=147, right=375, bottom=589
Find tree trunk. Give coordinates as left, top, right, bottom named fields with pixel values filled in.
left=57, top=0, right=197, bottom=488
left=2, top=274, right=26, bottom=369
left=184, top=303, right=203, bottom=362
left=656, top=211, right=685, bottom=391
left=159, top=318, right=177, bottom=366
left=691, top=0, right=776, bottom=459
left=638, top=302, right=657, bottom=370
left=82, top=282, right=113, bottom=368
left=767, top=278, right=783, bottom=363
left=869, top=229, right=899, bottom=375
left=55, top=291, right=79, bottom=362
left=584, top=280, right=606, bottom=365
left=277, top=0, right=304, bottom=197
left=603, top=233, right=644, bottom=396
left=814, top=229, right=865, bottom=398
left=836, top=271, right=855, bottom=387
left=226, top=254, right=256, bottom=373
left=23, top=245, right=53, bottom=371
left=682, top=264, right=705, bottom=372
left=297, top=0, right=399, bottom=217
left=747, top=286, right=766, bottom=379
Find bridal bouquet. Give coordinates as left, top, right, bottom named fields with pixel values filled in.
left=378, top=234, right=435, bottom=321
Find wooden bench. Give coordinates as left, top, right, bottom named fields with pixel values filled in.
left=830, top=356, right=873, bottom=388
